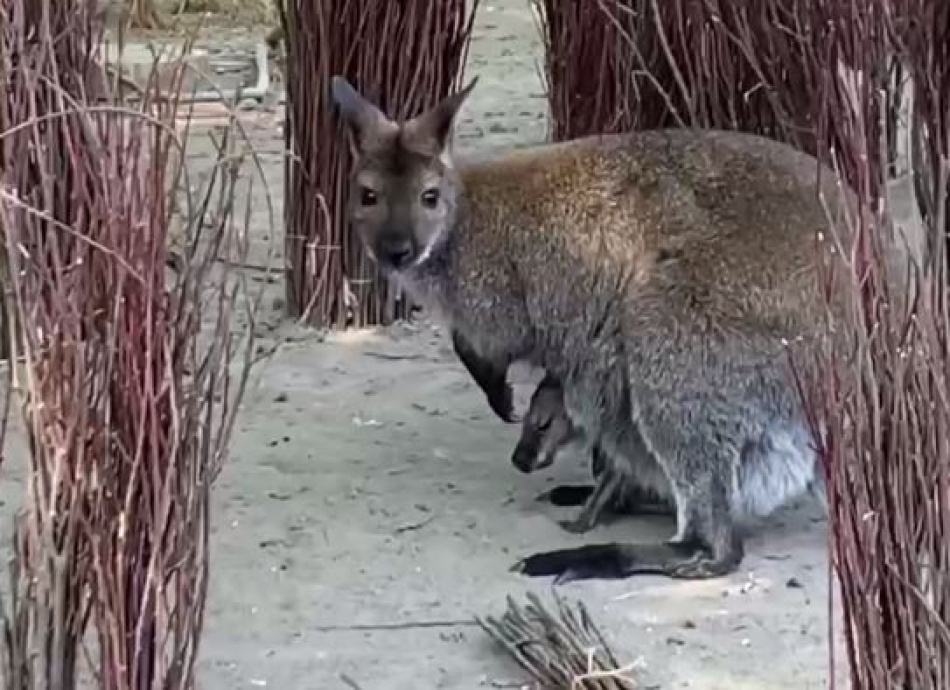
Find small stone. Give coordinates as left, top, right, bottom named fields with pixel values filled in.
left=786, top=577, right=803, bottom=589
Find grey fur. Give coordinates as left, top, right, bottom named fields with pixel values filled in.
left=330, top=77, right=909, bottom=582
left=511, top=373, right=584, bottom=474
left=517, top=373, right=673, bottom=533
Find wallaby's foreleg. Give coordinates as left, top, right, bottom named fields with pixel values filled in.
left=451, top=329, right=517, bottom=423
left=533, top=442, right=606, bottom=507
left=536, top=478, right=673, bottom=514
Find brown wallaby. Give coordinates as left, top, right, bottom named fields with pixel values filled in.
left=329, top=76, right=900, bottom=582
left=516, top=372, right=674, bottom=533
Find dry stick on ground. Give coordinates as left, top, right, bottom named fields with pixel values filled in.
left=478, top=593, right=640, bottom=689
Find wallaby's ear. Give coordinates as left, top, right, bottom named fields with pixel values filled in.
left=330, top=76, right=395, bottom=154
left=402, top=76, right=479, bottom=154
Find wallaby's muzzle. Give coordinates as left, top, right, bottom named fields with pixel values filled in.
left=376, top=235, right=415, bottom=269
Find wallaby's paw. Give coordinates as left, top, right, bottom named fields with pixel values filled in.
left=512, top=544, right=633, bottom=584
left=535, top=484, right=597, bottom=507
left=487, top=385, right=518, bottom=423
left=667, top=552, right=737, bottom=580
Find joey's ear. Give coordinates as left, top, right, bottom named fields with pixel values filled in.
left=402, top=77, right=479, bottom=154
left=330, top=76, right=396, bottom=153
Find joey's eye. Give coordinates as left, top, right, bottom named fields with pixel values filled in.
left=420, top=188, right=440, bottom=209
left=538, top=419, right=553, bottom=432
left=360, top=188, right=378, bottom=207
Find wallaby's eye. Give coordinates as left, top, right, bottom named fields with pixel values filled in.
left=360, top=188, right=378, bottom=207
left=420, top=188, right=440, bottom=209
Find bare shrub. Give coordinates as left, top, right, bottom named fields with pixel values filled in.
left=805, top=3, right=950, bottom=687
left=0, top=1, right=259, bottom=687
left=534, top=0, right=893, bottom=196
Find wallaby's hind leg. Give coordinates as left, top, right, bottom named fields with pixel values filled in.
left=514, top=473, right=743, bottom=583
left=514, top=408, right=746, bottom=582
left=662, top=473, right=744, bottom=578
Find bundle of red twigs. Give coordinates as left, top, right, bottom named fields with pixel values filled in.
left=0, top=1, right=257, bottom=687
left=804, top=3, right=950, bottom=687
left=534, top=0, right=892, bottom=196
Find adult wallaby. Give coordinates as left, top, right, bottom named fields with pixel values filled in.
left=330, top=75, right=872, bottom=582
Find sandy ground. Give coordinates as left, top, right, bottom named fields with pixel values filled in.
left=0, top=2, right=862, bottom=688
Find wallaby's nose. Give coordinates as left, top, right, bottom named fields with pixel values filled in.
left=378, top=236, right=413, bottom=268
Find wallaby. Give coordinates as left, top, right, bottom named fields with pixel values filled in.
left=515, top=372, right=673, bottom=532
left=329, top=76, right=903, bottom=582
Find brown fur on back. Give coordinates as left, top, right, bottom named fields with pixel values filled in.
left=423, top=130, right=849, bottom=369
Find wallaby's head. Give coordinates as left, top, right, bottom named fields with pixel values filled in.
left=330, top=76, right=478, bottom=273
left=511, top=375, right=581, bottom=474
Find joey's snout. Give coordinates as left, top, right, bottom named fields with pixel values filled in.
left=511, top=438, right=554, bottom=474
left=511, top=440, right=539, bottom=473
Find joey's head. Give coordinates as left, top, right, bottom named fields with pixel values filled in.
left=511, top=376, right=581, bottom=474
left=329, top=76, right=478, bottom=273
